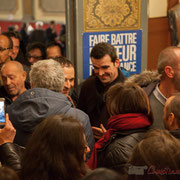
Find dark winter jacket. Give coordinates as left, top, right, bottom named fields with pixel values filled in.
left=0, top=143, right=24, bottom=173
left=96, top=128, right=150, bottom=174
left=78, top=70, right=125, bottom=128
left=6, top=88, right=95, bottom=151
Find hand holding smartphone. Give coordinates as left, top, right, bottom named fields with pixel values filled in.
left=0, top=113, right=16, bottom=145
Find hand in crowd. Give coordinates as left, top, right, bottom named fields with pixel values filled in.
left=0, top=114, right=16, bottom=145
left=92, top=124, right=107, bottom=139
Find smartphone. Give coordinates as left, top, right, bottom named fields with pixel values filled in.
left=0, top=98, right=5, bottom=128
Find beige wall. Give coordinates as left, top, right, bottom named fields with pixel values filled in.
left=0, top=0, right=65, bottom=23
left=2, top=0, right=176, bottom=22
left=34, top=0, right=65, bottom=23
left=0, top=0, right=23, bottom=20
left=148, top=0, right=168, bottom=18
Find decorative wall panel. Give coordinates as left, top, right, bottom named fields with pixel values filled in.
left=39, top=0, right=65, bottom=13
left=0, top=0, right=17, bottom=12
left=84, top=0, right=141, bottom=32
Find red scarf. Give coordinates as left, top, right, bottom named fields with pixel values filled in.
left=87, top=113, right=151, bottom=169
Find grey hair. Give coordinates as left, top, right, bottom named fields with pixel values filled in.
left=157, top=46, right=179, bottom=76
left=29, top=59, right=65, bottom=92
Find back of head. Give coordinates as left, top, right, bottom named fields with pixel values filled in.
left=106, top=82, right=153, bottom=122
left=21, top=114, right=87, bottom=180
left=82, top=168, right=122, bottom=180
left=128, top=129, right=180, bottom=180
left=29, top=59, right=64, bottom=92
left=165, top=93, right=180, bottom=127
left=157, top=46, right=179, bottom=77
left=90, top=42, right=117, bottom=63
left=55, top=56, right=73, bottom=68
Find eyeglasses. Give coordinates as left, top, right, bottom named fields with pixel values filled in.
left=27, top=55, right=43, bottom=60
left=0, top=47, right=12, bottom=52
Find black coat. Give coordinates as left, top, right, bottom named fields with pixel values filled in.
left=78, top=70, right=125, bottom=128
left=0, top=143, right=24, bottom=173
left=97, top=128, right=150, bottom=174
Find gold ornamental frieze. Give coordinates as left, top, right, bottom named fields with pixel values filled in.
left=84, top=0, right=141, bottom=32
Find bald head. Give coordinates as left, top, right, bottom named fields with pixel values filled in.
left=157, top=46, right=180, bottom=76
left=163, top=93, right=180, bottom=130
left=1, top=61, right=26, bottom=101
left=1, top=61, right=24, bottom=72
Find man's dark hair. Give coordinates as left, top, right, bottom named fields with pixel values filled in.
left=26, top=42, right=46, bottom=59
left=46, top=41, right=63, bottom=56
left=55, top=56, right=73, bottom=68
left=90, top=42, right=117, bottom=63
left=3, top=31, right=21, bottom=41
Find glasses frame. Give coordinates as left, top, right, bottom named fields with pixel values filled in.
left=0, top=47, right=12, bottom=52
left=26, top=55, right=43, bottom=60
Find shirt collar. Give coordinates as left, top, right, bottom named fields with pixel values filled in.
left=153, top=83, right=167, bottom=105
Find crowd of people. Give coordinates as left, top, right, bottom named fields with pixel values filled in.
left=0, top=21, right=180, bottom=180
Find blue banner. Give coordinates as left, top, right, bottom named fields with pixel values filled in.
left=83, top=30, right=142, bottom=79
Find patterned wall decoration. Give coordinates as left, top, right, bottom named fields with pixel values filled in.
left=84, top=0, right=141, bottom=32
left=39, top=0, right=65, bottom=13
left=0, top=0, right=17, bottom=12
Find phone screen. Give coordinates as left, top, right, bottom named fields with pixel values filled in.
left=0, top=100, right=5, bottom=126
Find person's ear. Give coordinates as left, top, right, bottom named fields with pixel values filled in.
left=22, top=71, right=27, bottom=81
left=168, top=112, right=175, bottom=127
left=114, top=58, right=119, bottom=68
left=164, top=66, right=174, bottom=79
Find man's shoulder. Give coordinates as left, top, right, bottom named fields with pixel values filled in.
left=66, top=107, right=89, bottom=120
left=80, top=76, right=96, bottom=89
left=12, top=88, right=66, bottom=103
left=83, top=75, right=96, bottom=84
left=7, top=88, right=72, bottom=120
